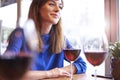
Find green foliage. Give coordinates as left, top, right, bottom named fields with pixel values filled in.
left=109, top=42, right=120, bottom=59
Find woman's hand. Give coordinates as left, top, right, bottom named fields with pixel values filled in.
left=47, top=68, right=70, bottom=78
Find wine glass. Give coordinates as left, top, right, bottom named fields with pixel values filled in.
left=64, top=36, right=81, bottom=80
left=83, top=28, right=108, bottom=80
left=0, top=53, right=31, bottom=80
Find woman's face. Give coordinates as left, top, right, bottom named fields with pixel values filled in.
left=39, top=0, right=63, bottom=25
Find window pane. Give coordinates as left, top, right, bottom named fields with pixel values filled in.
left=0, top=2, right=17, bottom=54
left=0, top=0, right=31, bottom=54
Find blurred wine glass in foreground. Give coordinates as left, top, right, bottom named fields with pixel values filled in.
left=0, top=53, right=31, bottom=80
left=83, top=28, right=108, bottom=80
left=0, top=19, right=37, bottom=80
left=64, top=36, right=81, bottom=80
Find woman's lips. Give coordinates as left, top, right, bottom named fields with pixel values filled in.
left=51, top=14, right=59, bottom=18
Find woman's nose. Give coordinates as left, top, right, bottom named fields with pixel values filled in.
left=54, top=5, right=60, bottom=12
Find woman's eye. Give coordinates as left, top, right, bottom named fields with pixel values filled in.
left=59, top=6, right=63, bottom=9
left=48, top=2, right=63, bottom=9
left=49, top=3, right=55, bottom=6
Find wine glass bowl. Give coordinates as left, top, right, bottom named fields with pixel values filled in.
left=83, top=32, right=108, bottom=66
left=84, top=51, right=107, bottom=66
left=64, top=49, right=81, bottom=62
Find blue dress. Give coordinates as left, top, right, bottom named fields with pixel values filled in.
left=6, top=28, right=87, bottom=74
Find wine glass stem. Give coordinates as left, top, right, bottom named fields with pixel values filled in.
left=94, top=66, right=97, bottom=80
left=70, top=61, right=73, bottom=80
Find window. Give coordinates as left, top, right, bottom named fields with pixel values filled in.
left=0, top=0, right=31, bottom=54
left=0, top=0, right=114, bottom=76
left=0, top=2, right=17, bottom=54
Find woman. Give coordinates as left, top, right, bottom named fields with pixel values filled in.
left=5, top=0, right=87, bottom=79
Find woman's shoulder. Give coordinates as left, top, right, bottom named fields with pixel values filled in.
left=9, top=27, right=24, bottom=39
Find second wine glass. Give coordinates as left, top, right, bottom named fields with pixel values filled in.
left=83, top=29, right=108, bottom=80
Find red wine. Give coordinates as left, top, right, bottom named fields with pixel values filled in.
left=0, top=56, right=31, bottom=80
left=84, top=51, right=107, bottom=66
left=64, top=49, right=81, bottom=61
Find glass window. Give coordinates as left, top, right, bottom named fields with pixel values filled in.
left=0, top=0, right=31, bottom=54
left=0, top=1, right=17, bottom=54
left=0, top=0, right=107, bottom=76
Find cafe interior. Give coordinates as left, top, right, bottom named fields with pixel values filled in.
left=0, top=0, right=119, bottom=80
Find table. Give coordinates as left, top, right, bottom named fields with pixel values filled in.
left=43, top=73, right=113, bottom=80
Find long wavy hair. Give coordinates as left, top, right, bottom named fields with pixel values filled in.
left=28, top=0, right=65, bottom=53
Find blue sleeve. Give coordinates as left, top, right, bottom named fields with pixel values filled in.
left=65, top=37, right=87, bottom=74
left=6, top=28, right=24, bottom=54
left=73, top=57, right=87, bottom=74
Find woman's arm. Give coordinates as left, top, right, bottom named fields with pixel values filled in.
left=22, top=68, right=70, bottom=80
left=22, top=64, right=79, bottom=80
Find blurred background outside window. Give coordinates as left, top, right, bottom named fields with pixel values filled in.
left=0, top=0, right=107, bottom=76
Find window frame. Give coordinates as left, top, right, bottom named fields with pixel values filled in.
left=0, top=0, right=118, bottom=76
